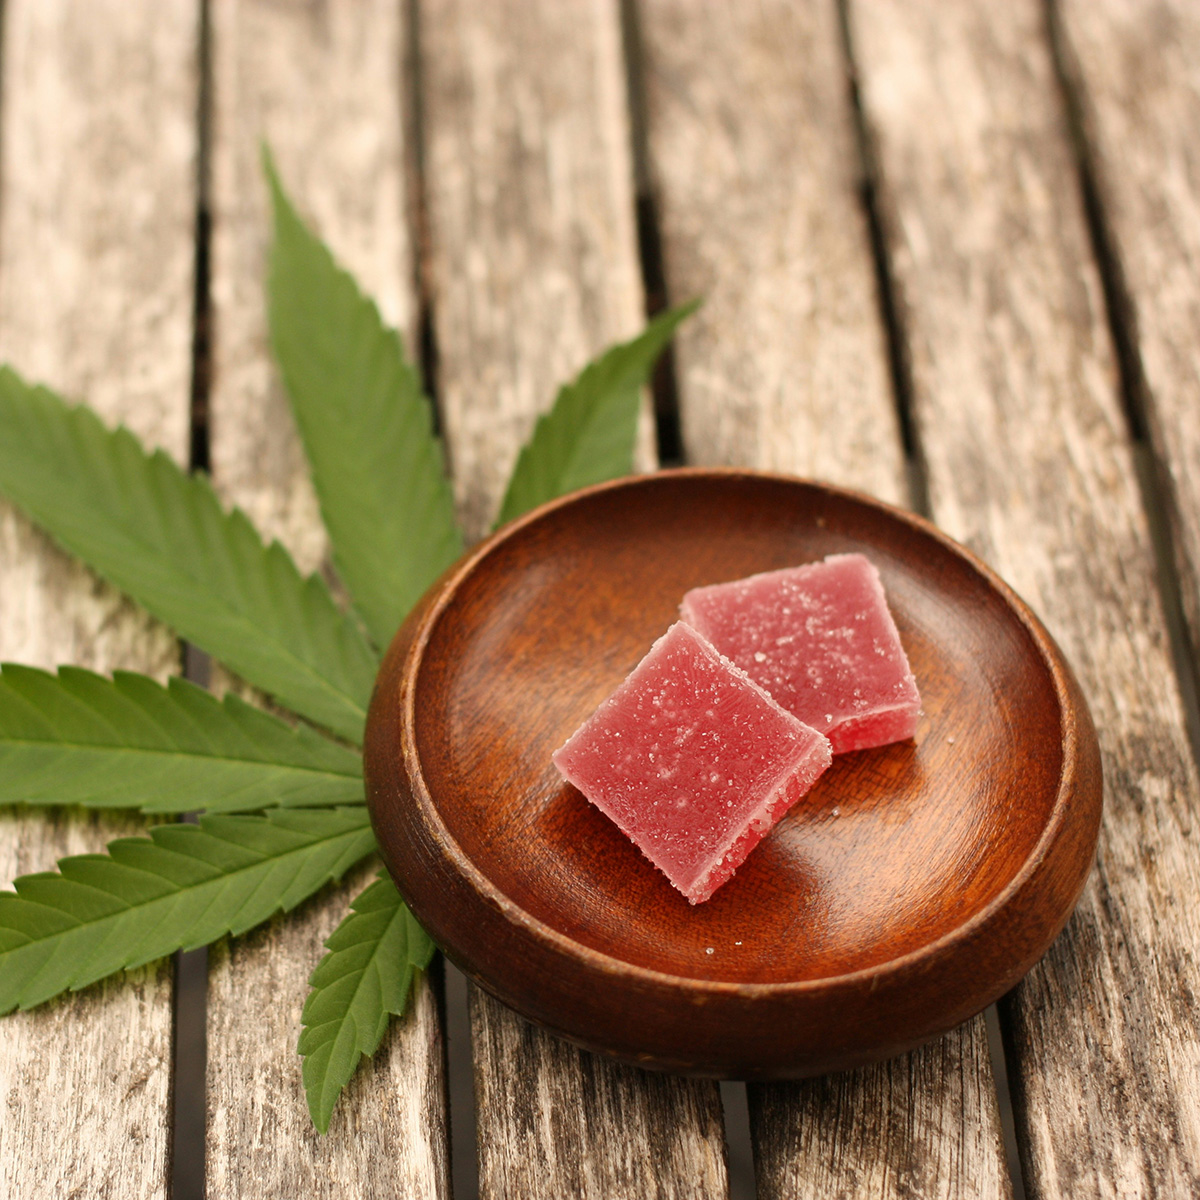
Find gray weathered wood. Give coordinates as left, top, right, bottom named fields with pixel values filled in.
left=849, top=0, right=1200, bottom=1194
left=206, top=864, right=448, bottom=1198
left=750, top=1022, right=1009, bottom=1199
left=637, top=0, right=904, bottom=506
left=639, top=2, right=1011, bottom=1196
left=421, top=0, right=653, bottom=540
left=1052, top=0, right=1200, bottom=723
left=419, top=1, right=728, bottom=1195
left=204, top=2, right=449, bottom=1195
left=469, top=1004, right=728, bottom=1199
left=0, top=1, right=199, bottom=1196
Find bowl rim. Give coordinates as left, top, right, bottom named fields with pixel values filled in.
left=394, top=466, right=1082, bottom=997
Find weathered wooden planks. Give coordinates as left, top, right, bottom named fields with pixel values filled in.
left=1, top=0, right=1194, bottom=1193
left=418, top=1, right=728, bottom=1196
left=0, top=1, right=199, bottom=1197
left=203, top=2, right=448, bottom=1195
left=848, top=0, right=1200, bottom=1195
left=638, top=2, right=1011, bottom=1196
left=1052, top=0, right=1200, bottom=711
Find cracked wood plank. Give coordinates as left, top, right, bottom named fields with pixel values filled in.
left=418, top=1, right=728, bottom=1195
left=203, top=2, right=448, bottom=1195
left=849, top=0, right=1200, bottom=1194
left=0, top=1, right=199, bottom=1197
left=638, top=2, right=1011, bottom=1196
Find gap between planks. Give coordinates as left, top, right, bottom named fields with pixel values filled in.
left=172, top=2, right=213, bottom=1192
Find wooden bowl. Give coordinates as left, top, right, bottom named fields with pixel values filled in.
left=365, top=469, right=1102, bottom=1077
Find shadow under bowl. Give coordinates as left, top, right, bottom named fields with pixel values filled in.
left=365, top=469, right=1102, bottom=1077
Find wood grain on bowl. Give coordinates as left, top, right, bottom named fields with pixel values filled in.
left=365, top=469, right=1102, bottom=1076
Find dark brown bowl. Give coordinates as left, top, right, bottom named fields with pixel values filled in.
left=365, top=469, right=1102, bottom=1077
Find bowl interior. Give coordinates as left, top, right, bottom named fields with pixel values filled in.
left=412, top=474, right=1062, bottom=986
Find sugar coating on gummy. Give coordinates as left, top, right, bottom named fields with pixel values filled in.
left=680, top=553, right=920, bottom=754
left=552, top=621, right=831, bottom=904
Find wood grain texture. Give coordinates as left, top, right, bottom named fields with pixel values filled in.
left=417, top=2, right=728, bottom=1195
left=207, top=862, right=449, bottom=1199
left=204, top=2, right=448, bottom=1195
left=0, top=3, right=198, bottom=1197
left=208, top=0, right=417, bottom=568
left=1052, top=0, right=1200, bottom=738
left=849, top=0, right=1200, bottom=1195
left=638, top=2, right=1010, bottom=1195
left=750, top=1022, right=1009, bottom=1200
left=468, top=994, right=727, bottom=1199
left=638, top=0, right=904, bottom=505
left=420, top=0, right=651, bottom=539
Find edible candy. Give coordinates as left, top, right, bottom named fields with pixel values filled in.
left=553, top=622, right=831, bottom=904
left=681, top=553, right=920, bottom=754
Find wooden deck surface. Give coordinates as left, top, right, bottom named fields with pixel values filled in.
left=2, top=1, right=1199, bottom=1197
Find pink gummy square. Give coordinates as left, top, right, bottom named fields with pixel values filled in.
left=552, top=622, right=831, bottom=904
left=681, top=553, right=920, bottom=754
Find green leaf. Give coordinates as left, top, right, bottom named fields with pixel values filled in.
left=265, top=151, right=463, bottom=650
left=298, top=871, right=434, bottom=1133
left=0, top=807, right=375, bottom=1013
left=0, top=368, right=378, bottom=742
left=0, top=664, right=363, bottom=813
left=495, top=300, right=700, bottom=527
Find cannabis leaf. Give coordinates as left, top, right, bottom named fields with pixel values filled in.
left=0, top=664, right=363, bottom=813
left=0, top=807, right=374, bottom=1013
left=495, top=299, right=700, bottom=528
left=298, top=872, right=434, bottom=1133
left=0, top=148, right=697, bottom=1134
left=0, top=369, right=377, bottom=743
left=266, top=150, right=463, bottom=650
